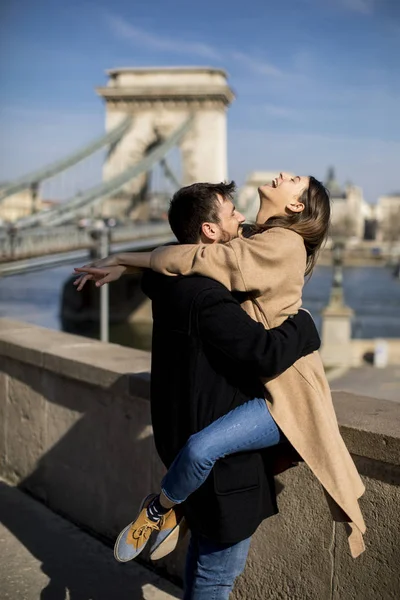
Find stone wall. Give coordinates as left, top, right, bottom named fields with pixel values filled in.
left=1, top=319, right=399, bottom=599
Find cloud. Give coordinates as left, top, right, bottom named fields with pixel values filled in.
left=230, top=52, right=283, bottom=77
left=264, top=104, right=300, bottom=119
left=339, top=0, right=375, bottom=14
left=305, top=0, right=375, bottom=16
left=108, top=15, right=222, bottom=60
left=107, top=14, right=284, bottom=79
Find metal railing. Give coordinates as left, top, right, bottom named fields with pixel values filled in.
left=0, top=222, right=172, bottom=261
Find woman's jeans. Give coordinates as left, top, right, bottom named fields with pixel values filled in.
left=162, top=397, right=281, bottom=504
left=184, top=532, right=251, bottom=600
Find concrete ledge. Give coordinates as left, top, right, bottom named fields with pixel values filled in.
left=333, top=392, right=400, bottom=466
left=0, top=318, right=151, bottom=398
left=2, top=319, right=399, bottom=448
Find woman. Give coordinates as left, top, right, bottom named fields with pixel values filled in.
left=75, top=173, right=366, bottom=561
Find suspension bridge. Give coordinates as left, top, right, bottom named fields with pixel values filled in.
left=0, top=67, right=234, bottom=275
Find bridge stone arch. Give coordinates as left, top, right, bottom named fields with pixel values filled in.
left=97, top=67, right=234, bottom=216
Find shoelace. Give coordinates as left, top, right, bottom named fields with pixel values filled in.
left=132, top=518, right=161, bottom=542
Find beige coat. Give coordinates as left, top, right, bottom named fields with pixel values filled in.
left=151, top=227, right=366, bottom=558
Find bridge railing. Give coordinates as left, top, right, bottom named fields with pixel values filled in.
left=0, top=226, right=91, bottom=260
left=0, top=222, right=172, bottom=261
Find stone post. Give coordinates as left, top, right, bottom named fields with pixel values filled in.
left=321, top=240, right=354, bottom=368
left=30, top=183, right=39, bottom=215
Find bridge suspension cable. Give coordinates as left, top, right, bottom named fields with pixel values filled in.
left=0, top=117, right=132, bottom=203
left=159, top=158, right=181, bottom=190
left=16, top=115, right=194, bottom=229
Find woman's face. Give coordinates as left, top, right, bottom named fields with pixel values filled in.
left=256, top=172, right=309, bottom=224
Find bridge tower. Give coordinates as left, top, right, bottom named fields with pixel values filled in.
left=96, top=67, right=234, bottom=217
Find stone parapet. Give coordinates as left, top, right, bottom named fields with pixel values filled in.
left=0, top=318, right=151, bottom=395
left=1, top=319, right=399, bottom=599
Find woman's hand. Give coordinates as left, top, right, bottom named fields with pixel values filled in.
left=73, top=265, right=128, bottom=291
left=79, top=254, right=120, bottom=270
left=73, top=251, right=153, bottom=292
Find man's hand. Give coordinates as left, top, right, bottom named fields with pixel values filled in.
left=293, top=309, right=320, bottom=355
left=73, top=265, right=128, bottom=291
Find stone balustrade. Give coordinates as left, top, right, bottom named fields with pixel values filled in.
left=0, top=318, right=399, bottom=599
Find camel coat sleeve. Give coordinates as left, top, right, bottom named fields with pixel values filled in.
left=150, top=228, right=303, bottom=297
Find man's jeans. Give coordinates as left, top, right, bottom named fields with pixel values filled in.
left=184, top=532, right=251, bottom=600
left=162, top=397, right=281, bottom=503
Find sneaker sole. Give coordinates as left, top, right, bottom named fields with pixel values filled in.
left=114, top=493, right=156, bottom=563
left=150, top=517, right=189, bottom=561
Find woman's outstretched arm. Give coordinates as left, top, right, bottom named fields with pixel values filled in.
left=149, top=228, right=306, bottom=295
left=150, top=240, right=248, bottom=291
left=74, top=228, right=306, bottom=297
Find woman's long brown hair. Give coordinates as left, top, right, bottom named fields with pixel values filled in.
left=253, top=176, right=331, bottom=276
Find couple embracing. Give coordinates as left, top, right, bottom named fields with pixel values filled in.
left=75, top=174, right=366, bottom=600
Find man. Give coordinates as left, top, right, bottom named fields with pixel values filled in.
left=75, top=181, right=320, bottom=599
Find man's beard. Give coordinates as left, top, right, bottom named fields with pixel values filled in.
left=218, top=230, right=233, bottom=243
left=218, top=226, right=242, bottom=244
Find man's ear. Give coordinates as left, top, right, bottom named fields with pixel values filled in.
left=201, top=221, right=220, bottom=241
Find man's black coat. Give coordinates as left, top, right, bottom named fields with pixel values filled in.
left=142, top=271, right=319, bottom=544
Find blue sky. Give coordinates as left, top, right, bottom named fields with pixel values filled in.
left=0, top=0, right=399, bottom=202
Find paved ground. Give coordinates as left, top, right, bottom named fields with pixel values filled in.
left=330, top=365, right=400, bottom=403
left=0, top=481, right=182, bottom=600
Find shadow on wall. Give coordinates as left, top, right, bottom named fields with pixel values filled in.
left=0, top=482, right=181, bottom=600
left=0, top=358, right=186, bottom=598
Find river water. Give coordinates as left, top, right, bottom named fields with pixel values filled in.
left=0, top=263, right=399, bottom=350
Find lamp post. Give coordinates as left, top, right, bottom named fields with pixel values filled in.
left=321, top=238, right=354, bottom=368
left=99, top=228, right=110, bottom=343
left=329, top=238, right=345, bottom=306
left=30, top=182, right=39, bottom=214
left=90, top=225, right=110, bottom=342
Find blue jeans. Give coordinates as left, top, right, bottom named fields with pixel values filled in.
left=162, top=397, right=281, bottom=504
left=184, top=532, right=251, bottom=600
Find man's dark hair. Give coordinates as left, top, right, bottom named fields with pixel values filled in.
left=168, top=181, right=236, bottom=243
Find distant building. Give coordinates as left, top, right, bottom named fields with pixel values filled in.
left=375, top=192, right=400, bottom=242
left=0, top=186, right=44, bottom=223
left=324, top=168, right=371, bottom=240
